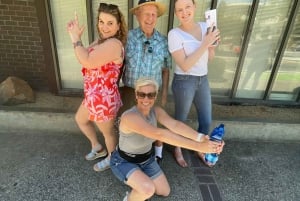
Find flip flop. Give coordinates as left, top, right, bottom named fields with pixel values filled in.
left=85, top=147, right=107, bottom=161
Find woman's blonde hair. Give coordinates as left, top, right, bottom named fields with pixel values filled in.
left=135, top=77, right=159, bottom=93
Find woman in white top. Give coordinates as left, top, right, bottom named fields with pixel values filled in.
left=168, top=0, right=221, bottom=167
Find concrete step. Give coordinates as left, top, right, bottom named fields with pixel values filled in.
left=1, top=109, right=299, bottom=142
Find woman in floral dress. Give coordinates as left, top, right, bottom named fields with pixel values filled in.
left=67, top=3, right=127, bottom=171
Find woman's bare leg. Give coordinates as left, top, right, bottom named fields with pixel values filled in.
left=94, top=118, right=117, bottom=155
left=126, top=169, right=170, bottom=201
left=75, top=104, right=102, bottom=149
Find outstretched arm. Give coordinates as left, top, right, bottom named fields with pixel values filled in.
left=120, top=109, right=223, bottom=154
left=155, top=107, right=205, bottom=141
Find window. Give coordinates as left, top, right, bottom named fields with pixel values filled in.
left=47, top=0, right=299, bottom=104
left=210, top=0, right=252, bottom=97
left=236, top=0, right=292, bottom=99
left=269, top=9, right=300, bottom=101
left=49, top=0, right=88, bottom=89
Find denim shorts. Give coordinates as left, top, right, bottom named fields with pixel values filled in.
left=110, top=149, right=162, bottom=184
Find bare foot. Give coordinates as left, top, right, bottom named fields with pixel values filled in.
left=173, top=147, right=188, bottom=167
left=197, top=152, right=213, bottom=167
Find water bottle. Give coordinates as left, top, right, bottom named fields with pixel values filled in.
left=205, top=124, right=225, bottom=166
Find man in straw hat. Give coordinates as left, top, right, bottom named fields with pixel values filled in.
left=119, top=0, right=171, bottom=165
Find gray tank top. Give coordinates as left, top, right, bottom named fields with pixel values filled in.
left=119, top=106, right=157, bottom=154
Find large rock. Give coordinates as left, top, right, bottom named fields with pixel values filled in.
left=0, top=76, right=35, bottom=105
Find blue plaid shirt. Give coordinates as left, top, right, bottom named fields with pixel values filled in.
left=123, top=27, right=171, bottom=88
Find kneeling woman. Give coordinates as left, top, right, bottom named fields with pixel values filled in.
left=110, top=77, right=224, bottom=201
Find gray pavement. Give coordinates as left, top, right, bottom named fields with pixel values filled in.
left=213, top=140, right=300, bottom=201
left=1, top=130, right=299, bottom=201
left=0, top=130, right=203, bottom=201
left=0, top=92, right=300, bottom=201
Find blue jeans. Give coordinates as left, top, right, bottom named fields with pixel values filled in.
left=171, top=74, right=212, bottom=134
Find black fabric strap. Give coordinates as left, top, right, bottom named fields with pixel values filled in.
left=117, top=146, right=154, bottom=163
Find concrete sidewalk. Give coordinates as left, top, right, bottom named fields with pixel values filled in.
left=1, top=131, right=299, bottom=201
left=0, top=130, right=206, bottom=201
left=0, top=92, right=300, bottom=201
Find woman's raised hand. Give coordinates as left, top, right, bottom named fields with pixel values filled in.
left=66, top=12, right=85, bottom=43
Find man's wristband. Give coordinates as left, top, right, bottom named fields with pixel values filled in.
left=73, top=40, right=83, bottom=48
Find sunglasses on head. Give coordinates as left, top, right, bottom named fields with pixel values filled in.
left=136, top=91, right=157, bottom=99
left=99, top=3, right=118, bottom=11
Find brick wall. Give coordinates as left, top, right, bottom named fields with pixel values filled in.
left=0, top=0, right=48, bottom=90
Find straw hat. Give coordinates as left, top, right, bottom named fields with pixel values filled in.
left=130, top=0, right=166, bottom=17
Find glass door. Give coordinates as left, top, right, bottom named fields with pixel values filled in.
left=269, top=9, right=300, bottom=101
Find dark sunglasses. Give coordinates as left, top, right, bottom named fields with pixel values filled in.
left=136, top=91, right=157, bottom=99
left=144, top=41, right=153, bottom=53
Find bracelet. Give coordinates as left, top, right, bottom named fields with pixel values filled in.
left=73, top=40, right=83, bottom=48
left=196, top=133, right=204, bottom=142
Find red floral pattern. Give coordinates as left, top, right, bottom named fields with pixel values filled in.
left=81, top=54, right=123, bottom=122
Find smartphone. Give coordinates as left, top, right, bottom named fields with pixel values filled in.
left=205, top=9, right=217, bottom=28
left=205, top=9, right=218, bottom=46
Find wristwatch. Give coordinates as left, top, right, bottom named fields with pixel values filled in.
left=73, top=40, right=83, bottom=48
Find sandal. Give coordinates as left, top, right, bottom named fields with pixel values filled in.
left=197, top=152, right=214, bottom=168
left=93, top=157, right=110, bottom=172
left=85, top=147, right=107, bottom=161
